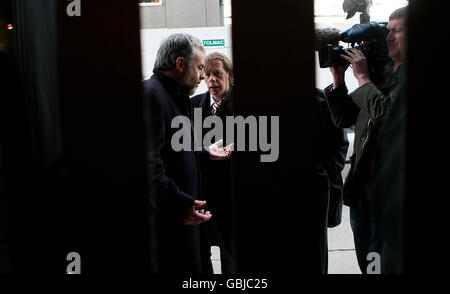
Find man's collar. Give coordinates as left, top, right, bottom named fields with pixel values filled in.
left=223, top=87, right=233, bottom=101
left=210, top=87, right=233, bottom=106
left=153, top=68, right=188, bottom=100
left=153, top=68, right=177, bottom=86
left=210, top=95, right=219, bottom=107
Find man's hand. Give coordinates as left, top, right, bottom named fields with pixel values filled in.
left=330, top=64, right=349, bottom=89
left=340, top=48, right=371, bottom=87
left=182, top=200, right=212, bottom=225
left=209, top=139, right=233, bottom=160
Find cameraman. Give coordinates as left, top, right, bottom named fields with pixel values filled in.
left=323, top=6, right=407, bottom=274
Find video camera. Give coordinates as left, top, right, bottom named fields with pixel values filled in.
left=316, top=22, right=391, bottom=84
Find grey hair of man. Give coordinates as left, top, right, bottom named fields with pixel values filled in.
left=154, top=33, right=205, bottom=71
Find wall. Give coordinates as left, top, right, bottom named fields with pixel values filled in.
left=140, top=0, right=221, bottom=29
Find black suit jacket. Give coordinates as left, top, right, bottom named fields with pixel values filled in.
left=191, top=90, right=234, bottom=206
left=191, top=90, right=236, bottom=273
left=143, top=69, right=210, bottom=274
left=191, top=90, right=233, bottom=126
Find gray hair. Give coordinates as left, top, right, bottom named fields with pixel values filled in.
left=154, top=33, right=204, bottom=71
left=389, top=6, right=408, bottom=21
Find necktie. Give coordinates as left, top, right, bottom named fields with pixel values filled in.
left=211, top=101, right=221, bottom=115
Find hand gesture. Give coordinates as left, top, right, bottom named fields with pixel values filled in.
left=182, top=200, right=212, bottom=225
left=209, top=139, right=233, bottom=160
left=330, top=63, right=349, bottom=89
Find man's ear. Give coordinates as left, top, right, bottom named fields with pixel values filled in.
left=175, top=57, right=186, bottom=73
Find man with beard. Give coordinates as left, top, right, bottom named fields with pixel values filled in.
left=143, top=34, right=232, bottom=273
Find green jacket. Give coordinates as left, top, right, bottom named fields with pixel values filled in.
left=324, top=63, right=400, bottom=209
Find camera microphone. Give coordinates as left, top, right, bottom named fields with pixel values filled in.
left=316, top=22, right=389, bottom=70
left=314, top=27, right=342, bottom=50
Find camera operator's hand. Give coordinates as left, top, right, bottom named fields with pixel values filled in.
left=330, top=64, right=349, bottom=89
left=340, top=48, right=372, bottom=87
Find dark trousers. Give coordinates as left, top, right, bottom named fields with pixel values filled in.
left=217, top=240, right=237, bottom=274
left=350, top=207, right=382, bottom=274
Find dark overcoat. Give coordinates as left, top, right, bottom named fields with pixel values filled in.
left=143, top=69, right=211, bottom=274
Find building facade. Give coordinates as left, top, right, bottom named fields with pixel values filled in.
left=139, top=0, right=224, bottom=29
